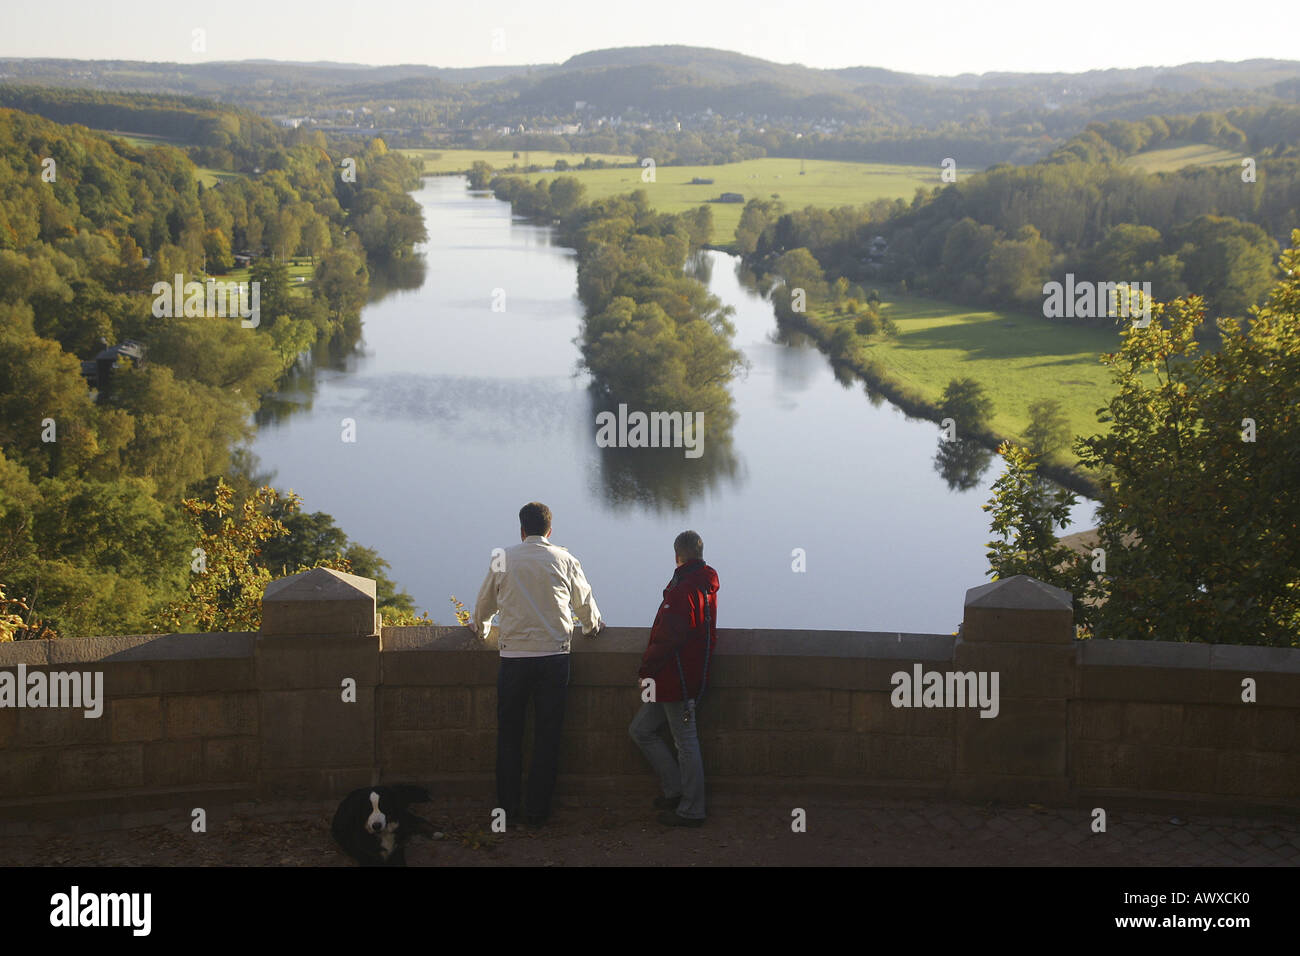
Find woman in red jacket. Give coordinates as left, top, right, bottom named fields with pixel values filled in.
left=629, top=530, right=719, bottom=827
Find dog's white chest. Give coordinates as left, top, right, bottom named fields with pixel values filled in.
left=378, top=822, right=399, bottom=859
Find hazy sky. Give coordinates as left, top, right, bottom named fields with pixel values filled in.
left=1, top=0, right=1294, bottom=76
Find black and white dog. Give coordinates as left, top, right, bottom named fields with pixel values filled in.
left=331, top=784, right=434, bottom=866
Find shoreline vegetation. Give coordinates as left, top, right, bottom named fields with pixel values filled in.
left=488, top=173, right=746, bottom=435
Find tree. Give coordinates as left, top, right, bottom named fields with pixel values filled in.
left=1088, top=223, right=1162, bottom=278
left=0, top=584, right=31, bottom=641
left=547, top=176, right=586, bottom=218
left=1170, top=216, right=1277, bottom=318
left=983, top=442, right=1090, bottom=625
left=735, top=199, right=779, bottom=256
left=108, top=365, right=250, bottom=503
left=0, top=324, right=110, bottom=479
left=250, top=259, right=293, bottom=326
left=299, top=215, right=331, bottom=264
left=165, top=480, right=282, bottom=631
left=164, top=480, right=357, bottom=632
left=202, top=228, right=234, bottom=273
left=144, top=316, right=281, bottom=394
left=314, top=246, right=369, bottom=325
left=984, top=225, right=1052, bottom=305
left=1075, top=233, right=1300, bottom=644
left=1024, top=398, right=1072, bottom=460
left=773, top=248, right=827, bottom=303
left=854, top=311, right=881, bottom=336
left=827, top=323, right=856, bottom=360
left=467, top=161, right=494, bottom=189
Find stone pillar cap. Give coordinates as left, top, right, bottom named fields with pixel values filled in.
left=261, top=567, right=378, bottom=637
left=263, top=566, right=376, bottom=603
left=963, top=575, right=1072, bottom=611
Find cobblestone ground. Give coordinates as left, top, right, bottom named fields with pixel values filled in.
left=3, top=793, right=1298, bottom=866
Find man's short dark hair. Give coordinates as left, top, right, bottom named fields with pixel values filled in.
left=519, top=502, right=552, bottom=537
left=674, top=530, right=704, bottom=561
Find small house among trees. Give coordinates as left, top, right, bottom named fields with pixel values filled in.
left=81, top=340, right=145, bottom=393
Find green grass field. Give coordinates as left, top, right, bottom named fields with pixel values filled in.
left=399, top=147, right=634, bottom=175
left=550, top=158, right=954, bottom=245
left=220, top=258, right=315, bottom=296
left=819, top=295, right=1123, bottom=457
left=403, top=150, right=962, bottom=245
left=93, top=129, right=185, bottom=149
left=93, top=129, right=243, bottom=187
left=1122, top=141, right=1245, bottom=174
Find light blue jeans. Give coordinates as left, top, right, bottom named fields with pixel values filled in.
left=628, top=699, right=706, bottom=819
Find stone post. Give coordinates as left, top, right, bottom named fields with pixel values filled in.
left=255, top=567, right=380, bottom=799
left=952, top=575, right=1077, bottom=803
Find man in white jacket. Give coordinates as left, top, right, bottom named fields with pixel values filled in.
left=470, top=502, right=603, bottom=827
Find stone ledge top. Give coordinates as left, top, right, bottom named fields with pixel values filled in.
left=964, top=575, right=1072, bottom=612
left=1082, top=638, right=1300, bottom=671
left=380, top=626, right=955, bottom=660
left=0, top=631, right=257, bottom=666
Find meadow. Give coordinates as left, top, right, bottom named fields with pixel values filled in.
left=1121, top=141, right=1245, bottom=174
left=400, top=147, right=633, bottom=174
left=221, top=258, right=315, bottom=295
left=551, top=158, right=953, bottom=245
left=93, top=129, right=243, bottom=186
left=402, top=149, right=961, bottom=245
left=817, top=295, right=1123, bottom=459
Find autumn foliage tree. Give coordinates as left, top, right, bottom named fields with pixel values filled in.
left=165, top=480, right=291, bottom=632
left=1002, top=231, right=1300, bottom=646
left=983, top=441, right=1095, bottom=630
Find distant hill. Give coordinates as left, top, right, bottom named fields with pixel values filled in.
left=1, top=46, right=1297, bottom=143
left=5, top=46, right=1297, bottom=100
left=556, top=45, right=921, bottom=93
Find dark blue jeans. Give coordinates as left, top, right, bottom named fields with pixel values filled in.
left=496, top=654, right=571, bottom=821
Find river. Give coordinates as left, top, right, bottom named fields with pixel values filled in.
left=249, top=175, right=1095, bottom=632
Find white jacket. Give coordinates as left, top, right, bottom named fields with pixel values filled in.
left=472, top=535, right=602, bottom=654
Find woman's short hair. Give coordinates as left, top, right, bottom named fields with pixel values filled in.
left=674, top=530, right=704, bottom=560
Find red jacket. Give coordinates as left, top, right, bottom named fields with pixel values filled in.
left=637, top=559, right=719, bottom=703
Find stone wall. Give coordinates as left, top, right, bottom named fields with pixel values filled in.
left=0, top=630, right=258, bottom=824
left=1, top=569, right=1296, bottom=829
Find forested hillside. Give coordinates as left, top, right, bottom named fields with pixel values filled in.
left=4, top=48, right=1298, bottom=165
left=0, top=101, right=426, bottom=639
left=737, top=105, right=1300, bottom=326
